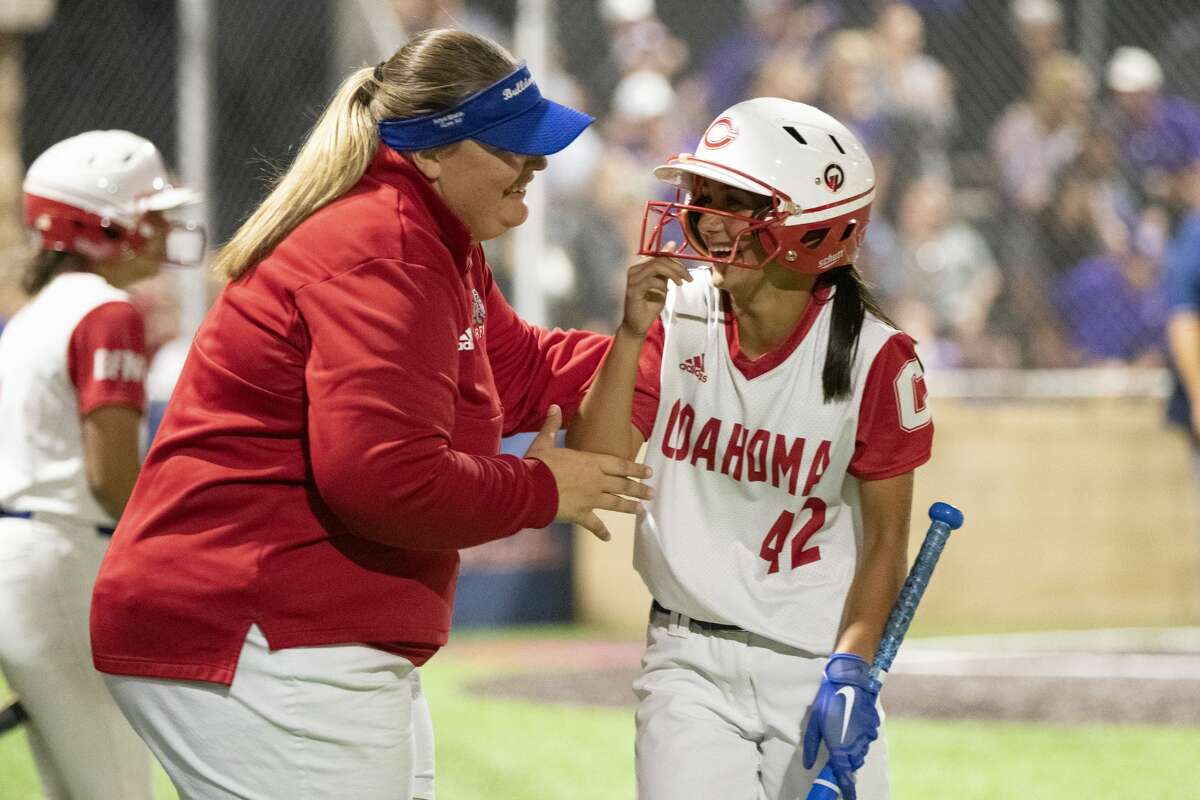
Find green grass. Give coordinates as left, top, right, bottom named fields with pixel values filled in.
left=0, top=728, right=41, bottom=800
left=3, top=632, right=1199, bottom=799
left=421, top=658, right=637, bottom=800
left=888, top=720, right=1200, bottom=800
left=0, top=725, right=177, bottom=799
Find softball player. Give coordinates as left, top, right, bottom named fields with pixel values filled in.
left=0, top=130, right=200, bottom=799
left=568, top=99, right=934, bottom=800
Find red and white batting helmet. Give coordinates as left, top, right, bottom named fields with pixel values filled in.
left=639, top=98, right=875, bottom=274
left=22, top=130, right=202, bottom=262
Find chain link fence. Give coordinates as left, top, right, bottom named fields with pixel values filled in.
left=7, top=0, right=1198, bottom=373
left=540, top=0, right=1200, bottom=375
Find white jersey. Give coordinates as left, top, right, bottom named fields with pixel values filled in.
left=0, top=271, right=147, bottom=526
left=632, top=271, right=932, bottom=653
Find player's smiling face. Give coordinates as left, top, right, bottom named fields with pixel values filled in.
left=421, top=140, right=547, bottom=241
left=687, top=176, right=771, bottom=289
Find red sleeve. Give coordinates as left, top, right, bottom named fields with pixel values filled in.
left=482, top=267, right=612, bottom=434
left=848, top=333, right=934, bottom=480
left=67, top=301, right=147, bottom=416
left=295, top=258, right=557, bottom=550
left=631, top=318, right=666, bottom=439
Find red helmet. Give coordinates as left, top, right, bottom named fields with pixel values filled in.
left=22, top=130, right=203, bottom=263
left=640, top=98, right=875, bottom=274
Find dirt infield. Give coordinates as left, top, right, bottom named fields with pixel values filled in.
left=461, top=630, right=1200, bottom=725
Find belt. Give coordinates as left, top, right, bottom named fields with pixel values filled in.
left=651, top=599, right=745, bottom=634
left=0, top=508, right=115, bottom=538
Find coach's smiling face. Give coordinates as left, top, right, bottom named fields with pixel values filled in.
left=412, top=141, right=548, bottom=241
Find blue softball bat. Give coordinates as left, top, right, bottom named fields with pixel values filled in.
left=804, top=502, right=965, bottom=800
left=806, top=764, right=842, bottom=800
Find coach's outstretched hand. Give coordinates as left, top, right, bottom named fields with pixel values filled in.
left=802, top=653, right=881, bottom=800
left=526, top=405, right=653, bottom=541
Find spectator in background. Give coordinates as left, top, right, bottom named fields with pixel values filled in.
left=702, top=0, right=837, bottom=117
left=607, top=68, right=685, bottom=165
left=747, top=46, right=820, bottom=105
left=818, top=29, right=898, bottom=219
left=990, top=52, right=1096, bottom=366
left=991, top=52, right=1095, bottom=217
left=932, top=0, right=1064, bottom=152
left=1053, top=217, right=1169, bottom=365
left=605, top=1, right=689, bottom=82
left=549, top=150, right=657, bottom=333
left=884, top=176, right=1006, bottom=367
left=1010, top=0, right=1065, bottom=82
left=1165, top=154, right=1200, bottom=467
left=874, top=2, right=956, bottom=186
left=1038, top=127, right=1139, bottom=275
left=580, top=0, right=690, bottom=120
left=1104, top=46, right=1200, bottom=210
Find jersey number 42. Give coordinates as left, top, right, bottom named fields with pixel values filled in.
left=759, top=498, right=826, bottom=573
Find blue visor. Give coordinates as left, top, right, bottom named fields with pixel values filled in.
left=378, top=64, right=594, bottom=156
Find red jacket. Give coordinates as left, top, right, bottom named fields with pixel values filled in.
left=91, top=146, right=609, bottom=684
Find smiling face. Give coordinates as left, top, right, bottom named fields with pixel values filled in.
left=418, top=140, right=548, bottom=241
left=686, top=177, right=772, bottom=289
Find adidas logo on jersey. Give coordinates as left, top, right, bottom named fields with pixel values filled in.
left=679, top=354, right=707, bottom=382
left=457, top=328, right=474, bottom=351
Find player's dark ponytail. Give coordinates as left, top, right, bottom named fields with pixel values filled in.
left=820, top=265, right=894, bottom=403
left=21, top=251, right=88, bottom=296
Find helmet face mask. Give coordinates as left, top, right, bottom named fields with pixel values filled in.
left=22, top=130, right=203, bottom=265
left=642, top=186, right=783, bottom=270
left=639, top=99, right=875, bottom=275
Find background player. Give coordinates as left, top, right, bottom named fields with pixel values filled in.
left=568, top=99, right=934, bottom=800
left=0, top=129, right=200, bottom=799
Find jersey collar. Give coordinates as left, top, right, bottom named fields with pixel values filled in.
left=722, top=283, right=833, bottom=380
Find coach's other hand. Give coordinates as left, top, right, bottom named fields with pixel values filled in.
left=801, top=653, right=881, bottom=800
left=526, top=405, right=653, bottom=541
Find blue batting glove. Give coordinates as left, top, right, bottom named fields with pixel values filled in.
left=801, top=653, right=881, bottom=800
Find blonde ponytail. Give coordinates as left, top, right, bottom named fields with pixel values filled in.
left=214, top=29, right=517, bottom=281
left=213, top=68, right=378, bottom=280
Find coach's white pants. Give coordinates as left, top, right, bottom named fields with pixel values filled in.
left=634, top=610, right=889, bottom=800
left=0, top=515, right=151, bottom=800
left=105, top=624, right=436, bottom=799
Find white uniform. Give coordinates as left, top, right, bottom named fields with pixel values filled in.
left=631, top=272, right=932, bottom=800
left=0, top=271, right=151, bottom=799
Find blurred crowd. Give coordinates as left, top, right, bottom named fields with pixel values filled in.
left=411, top=0, right=1200, bottom=371
left=6, top=0, right=1200, bottom=377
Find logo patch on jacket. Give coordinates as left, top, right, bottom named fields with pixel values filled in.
left=471, top=289, right=486, bottom=326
